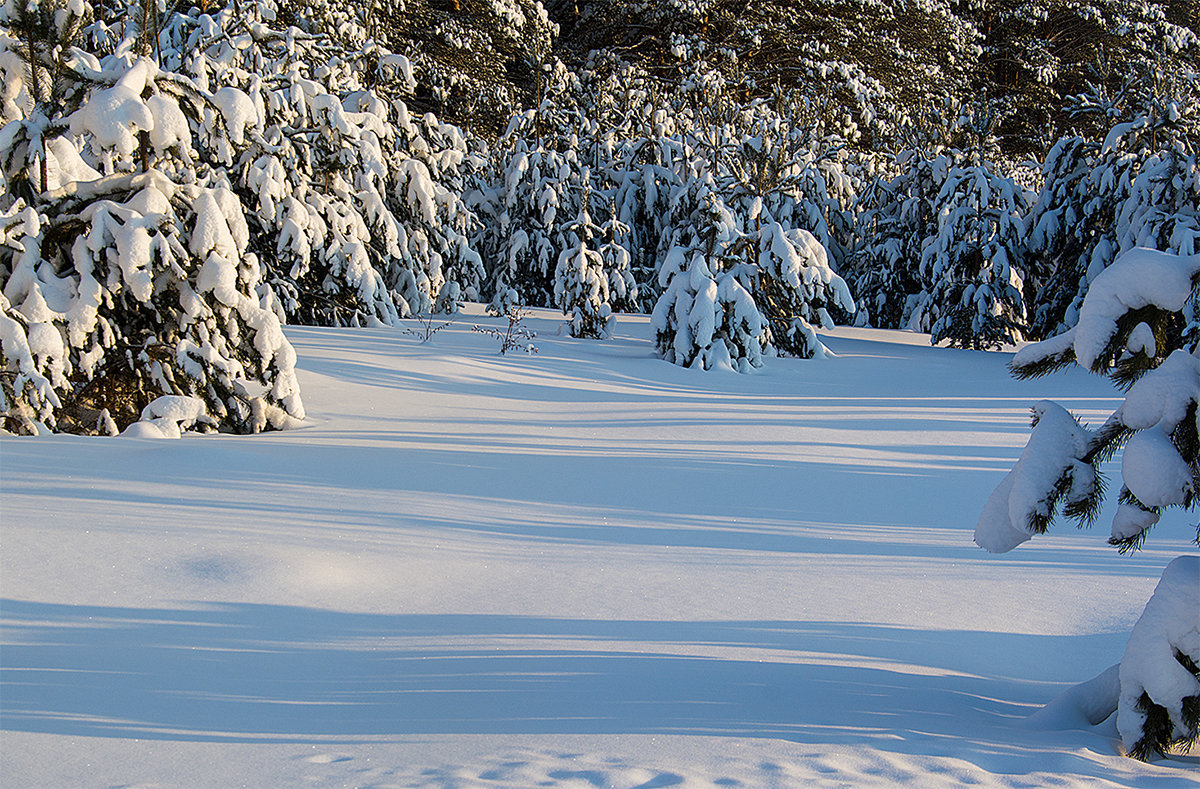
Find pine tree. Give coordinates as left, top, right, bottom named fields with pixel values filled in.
left=170, top=1, right=486, bottom=326
left=845, top=101, right=977, bottom=333
left=0, top=6, right=305, bottom=433
left=597, top=209, right=639, bottom=313
left=975, top=246, right=1200, bottom=760
left=909, top=110, right=1033, bottom=349
left=741, top=219, right=855, bottom=358
left=553, top=184, right=613, bottom=338
left=477, top=125, right=583, bottom=310
left=1029, top=75, right=1200, bottom=340
left=848, top=168, right=917, bottom=329
left=651, top=190, right=766, bottom=372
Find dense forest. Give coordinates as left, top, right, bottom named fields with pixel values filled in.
left=1, top=0, right=1196, bottom=430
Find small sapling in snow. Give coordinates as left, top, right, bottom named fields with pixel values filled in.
left=403, top=312, right=457, bottom=343
left=473, top=307, right=538, bottom=355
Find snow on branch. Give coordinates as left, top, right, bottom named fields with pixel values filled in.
left=974, top=401, right=1097, bottom=553
left=1013, top=248, right=1200, bottom=382
left=1118, top=555, right=1200, bottom=760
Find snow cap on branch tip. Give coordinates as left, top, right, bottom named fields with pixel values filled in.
left=974, top=401, right=1095, bottom=553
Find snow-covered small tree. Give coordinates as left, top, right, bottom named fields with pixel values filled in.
left=0, top=2, right=304, bottom=434
left=651, top=245, right=766, bottom=373
left=975, top=246, right=1200, bottom=760
left=651, top=191, right=766, bottom=372
left=908, top=111, right=1033, bottom=350
left=714, top=101, right=858, bottom=352
left=737, top=217, right=855, bottom=359
left=849, top=143, right=953, bottom=330
left=0, top=142, right=306, bottom=437
left=597, top=209, right=638, bottom=313
left=153, top=0, right=486, bottom=326
left=553, top=187, right=612, bottom=338
left=476, top=128, right=582, bottom=310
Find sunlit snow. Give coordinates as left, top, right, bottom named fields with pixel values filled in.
left=2, top=309, right=1197, bottom=787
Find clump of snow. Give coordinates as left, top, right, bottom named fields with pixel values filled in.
left=1122, top=429, right=1193, bottom=509
left=1118, top=350, right=1200, bottom=432
left=0, top=291, right=61, bottom=427
left=974, top=401, right=1094, bottom=553
left=69, top=58, right=158, bottom=161
left=211, top=86, right=259, bottom=147
left=1111, top=503, right=1161, bottom=543
left=1011, top=326, right=1076, bottom=370
left=146, top=94, right=191, bottom=157
left=122, top=395, right=212, bottom=439
left=44, top=138, right=102, bottom=191
left=1029, top=663, right=1120, bottom=729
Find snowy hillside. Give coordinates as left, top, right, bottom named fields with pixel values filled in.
left=1, top=308, right=1197, bottom=788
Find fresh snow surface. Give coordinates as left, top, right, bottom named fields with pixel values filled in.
left=2, top=307, right=1197, bottom=788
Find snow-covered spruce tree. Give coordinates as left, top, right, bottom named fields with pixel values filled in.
left=737, top=217, right=855, bottom=359
left=848, top=165, right=924, bottom=329
left=0, top=3, right=304, bottom=434
left=596, top=208, right=638, bottom=313
left=975, top=246, right=1200, bottom=760
left=720, top=97, right=860, bottom=268
left=582, top=70, right=690, bottom=304
left=163, top=0, right=485, bottom=325
left=611, top=124, right=688, bottom=309
left=651, top=190, right=766, bottom=372
left=908, top=110, right=1033, bottom=350
left=847, top=112, right=960, bottom=331
left=473, top=80, right=644, bottom=315
left=1029, top=76, right=1200, bottom=340
left=394, top=110, right=487, bottom=315
left=715, top=107, right=857, bottom=357
left=552, top=182, right=612, bottom=338
left=476, top=119, right=588, bottom=311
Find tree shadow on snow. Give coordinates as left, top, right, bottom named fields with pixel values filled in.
left=0, top=598, right=1150, bottom=783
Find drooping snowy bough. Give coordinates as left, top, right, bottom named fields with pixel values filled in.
left=975, top=247, right=1200, bottom=760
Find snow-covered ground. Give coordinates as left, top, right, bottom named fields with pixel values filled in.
left=2, top=307, right=1197, bottom=788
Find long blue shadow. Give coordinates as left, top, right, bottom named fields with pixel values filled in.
left=2, top=599, right=1122, bottom=751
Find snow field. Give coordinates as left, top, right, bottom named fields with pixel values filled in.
left=1, top=308, right=1197, bottom=787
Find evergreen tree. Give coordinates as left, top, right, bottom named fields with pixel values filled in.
left=738, top=218, right=854, bottom=358
left=597, top=209, right=639, bottom=313
left=848, top=167, right=917, bottom=330
left=1029, top=75, right=1200, bottom=339
left=908, top=110, right=1034, bottom=349
left=0, top=4, right=304, bottom=433
left=553, top=183, right=613, bottom=338
left=651, top=189, right=767, bottom=372
left=975, top=246, right=1200, bottom=760
left=845, top=102, right=978, bottom=333
left=170, top=0, right=486, bottom=325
